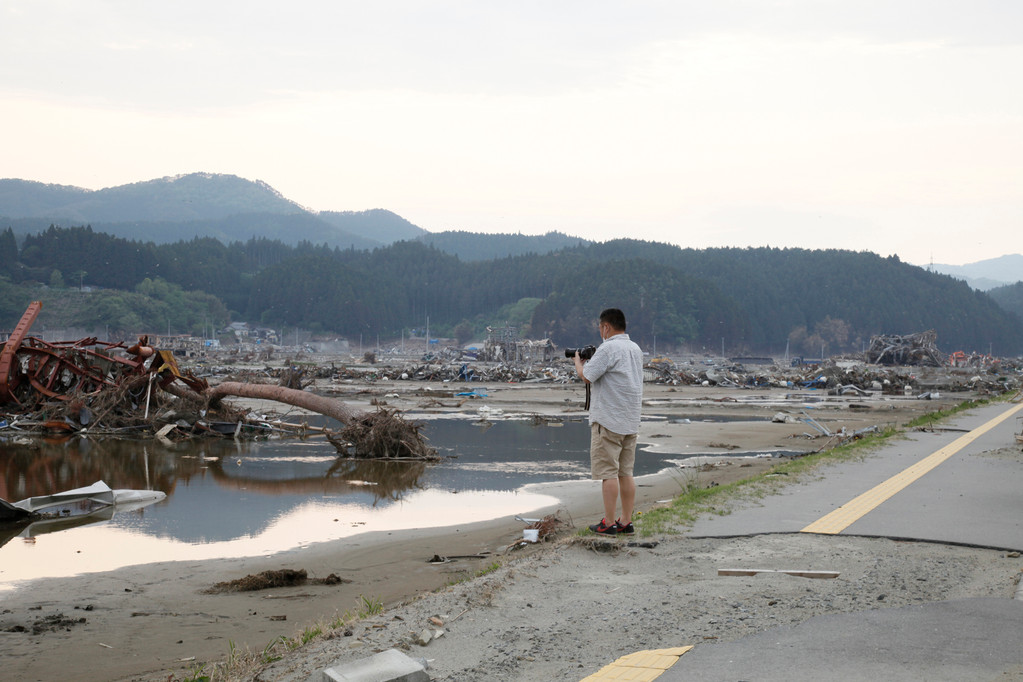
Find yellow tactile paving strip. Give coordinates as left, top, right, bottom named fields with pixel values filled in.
left=801, top=401, right=1023, bottom=535
left=579, top=646, right=694, bottom=681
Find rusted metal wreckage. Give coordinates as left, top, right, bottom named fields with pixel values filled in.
left=0, top=301, right=207, bottom=410
left=0, top=302, right=433, bottom=459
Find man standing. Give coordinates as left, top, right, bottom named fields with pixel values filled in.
left=573, top=308, right=644, bottom=535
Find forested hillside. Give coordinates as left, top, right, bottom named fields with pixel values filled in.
left=988, top=282, right=1023, bottom=323
left=417, top=230, right=590, bottom=260
left=573, top=242, right=1020, bottom=354
left=1, top=225, right=1020, bottom=356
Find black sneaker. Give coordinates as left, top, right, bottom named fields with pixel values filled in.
left=616, top=519, right=635, bottom=534
left=589, top=518, right=618, bottom=535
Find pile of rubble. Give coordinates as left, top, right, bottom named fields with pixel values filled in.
left=324, top=360, right=572, bottom=385
left=643, top=357, right=1020, bottom=396
left=6, top=298, right=1020, bottom=444
left=297, top=352, right=1020, bottom=397
left=258, top=348, right=1021, bottom=397
left=0, top=303, right=436, bottom=459
left=865, top=330, right=946, bottom=367
left=0, top=302, right=223, bottom=435
left=194, top=336, right=1022, bottom=398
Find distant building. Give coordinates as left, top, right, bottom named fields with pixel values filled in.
left=483, top=326, right=555, bottom=363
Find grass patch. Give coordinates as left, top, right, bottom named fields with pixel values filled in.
left=635, top=421, right=909, bottom=537
left=181, top=663, right=211, bottom=682
left=905, top=396, right=995, bottom=429
left=444, top=560, right=503, bottom=588
left=637, top=470, right=768, bottom=536
left=582, top=419, right=912, bottom=538
left=357, top=594, right=384, bottom=617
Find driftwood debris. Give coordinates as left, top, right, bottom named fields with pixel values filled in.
left=865, top=330, right=945, bottom=367
left=203, top=568, right=350, bottom=594
left=278, top=366, right=310, bottom=390
left=524, top=512, right=568, bottom=542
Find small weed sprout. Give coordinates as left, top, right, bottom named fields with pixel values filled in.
left=299, top=624, right=323, bottom=646
left=181, top=663, right=210, bottom=682
left=669, top=466, right=701, bottom=495
left=358, top=594, right=384, bottom=617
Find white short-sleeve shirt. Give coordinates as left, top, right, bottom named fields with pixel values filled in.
left=582, top=333, right=643, bottom=435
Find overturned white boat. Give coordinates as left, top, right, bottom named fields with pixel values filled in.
left=9, top=480, right=166, bottom=517
left=1, top=481, right=167, bottom=548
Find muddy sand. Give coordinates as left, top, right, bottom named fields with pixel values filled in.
left=0, top=382, right=970, bottom=681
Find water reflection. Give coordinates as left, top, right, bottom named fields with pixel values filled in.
left=326, top=459, right=428, bottom=503
left=0, top=436, right=432, bottom=508
left=0, top=420, right=606, bottom=509
left=0, top=420, right=601, bottom=585
left=1, top=419, right=735, bottom=587
left=0, top=506, right=118, bottom=550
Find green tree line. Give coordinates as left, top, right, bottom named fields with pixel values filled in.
left=1, top=225, right=1020, bottom=355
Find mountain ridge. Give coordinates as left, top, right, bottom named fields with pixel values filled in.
left=0, top=173, right=418, bottom=249
left=3, top=173, right=1019, bottom=268
left=925, top=254, right=1023, bottom=291
left=0, top=173, right=592, bottom=257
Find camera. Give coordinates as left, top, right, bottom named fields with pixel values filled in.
left=564, top=345, right=596, bottom=360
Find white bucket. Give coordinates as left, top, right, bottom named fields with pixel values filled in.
left=522, top=528, right=539, bottom=542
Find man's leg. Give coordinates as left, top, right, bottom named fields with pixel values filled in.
left=602, top=478, right=619, bottom=523
left=618, top=475, right=635, bottom=525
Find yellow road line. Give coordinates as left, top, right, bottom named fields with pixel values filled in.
left=801, top=402, right=1023, bottom=535
left=579, top=646, right=694, bottom=681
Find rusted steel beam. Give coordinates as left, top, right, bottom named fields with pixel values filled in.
left=0, top=301, right=43, bottom=404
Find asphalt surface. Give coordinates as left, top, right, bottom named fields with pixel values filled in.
left=659, top=399, right=1023, bottom=682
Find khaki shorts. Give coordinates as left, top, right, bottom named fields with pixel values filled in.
left=590, top=423, right=637, bottom=480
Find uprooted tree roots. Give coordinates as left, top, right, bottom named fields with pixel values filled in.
left=326, top=408, right=438, bottom=460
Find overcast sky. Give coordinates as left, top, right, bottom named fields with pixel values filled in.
left=2, top=1, right=1020, bottom=266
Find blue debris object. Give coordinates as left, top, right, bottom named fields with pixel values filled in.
left=456, top=390, right=488, bottom=398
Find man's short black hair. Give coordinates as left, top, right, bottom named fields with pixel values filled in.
left=600, top=308, right=627, bottom=331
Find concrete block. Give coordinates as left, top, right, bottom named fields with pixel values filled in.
left=316, top=648, right=429, bottom=682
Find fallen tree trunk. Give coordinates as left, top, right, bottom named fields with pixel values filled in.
left=206, top=381, right=362, bottom=424
left=203, top=381, right=436, bottom=459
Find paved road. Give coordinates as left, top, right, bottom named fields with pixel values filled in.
left=658, top=399, right=1023, bottom=682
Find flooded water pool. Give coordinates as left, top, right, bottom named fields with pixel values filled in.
left=0, top=418, right=774, bottom=588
